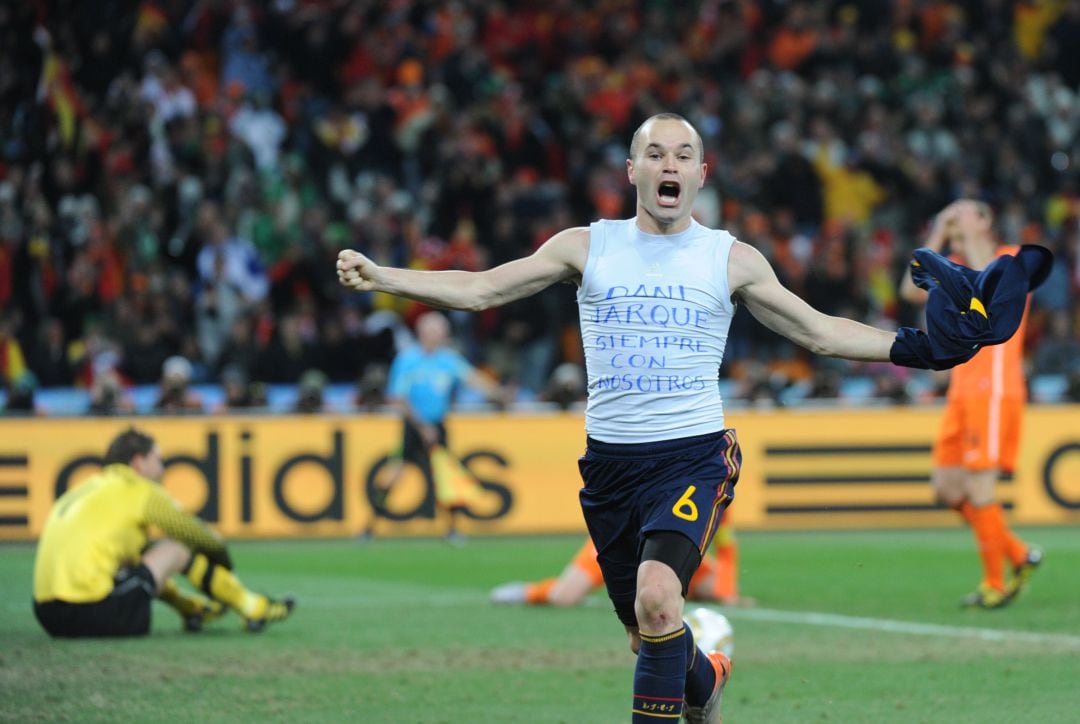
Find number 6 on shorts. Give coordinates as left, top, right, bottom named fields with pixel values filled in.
left=672, top=485, right=698, bottom=521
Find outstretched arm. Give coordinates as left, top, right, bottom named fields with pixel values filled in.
left=729, top=241, right=894, bottom=361
left=337, top=227, right=589, bottom=311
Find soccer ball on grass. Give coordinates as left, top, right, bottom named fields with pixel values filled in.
left=684, top=606, right=734, bottom=658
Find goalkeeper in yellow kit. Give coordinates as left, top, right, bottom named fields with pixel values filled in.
left=33, top=427, right=294, bottom=637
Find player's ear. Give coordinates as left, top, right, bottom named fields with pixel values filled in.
left=699, top=162, right=708, bottom=188
left=626, top=158, right=635, bottom=184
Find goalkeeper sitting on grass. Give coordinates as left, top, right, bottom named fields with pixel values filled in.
left=32, top=427, right=294, bottom=637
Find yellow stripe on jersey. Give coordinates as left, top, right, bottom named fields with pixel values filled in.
left=969, top=296, right=987, bottom=318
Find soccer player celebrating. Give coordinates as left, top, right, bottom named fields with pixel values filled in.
left=338, top=113, right=1047, bottom=723
left=901, top=200, right=1043, bottom=609
left=33, top=427, right=294, bottom=637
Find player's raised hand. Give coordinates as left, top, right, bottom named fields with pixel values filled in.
left=337, top=249, right=379, bottom=291
left=925, top=205, right=956, bottom=251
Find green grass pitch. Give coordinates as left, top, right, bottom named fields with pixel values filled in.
left=3, top=528, right=1079, bottom=722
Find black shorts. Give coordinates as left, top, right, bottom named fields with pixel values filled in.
left=33, top=564, right=157, bottom=638
left=400, top=418, right=447, bottom=469
left=578, top=429, right=741, bottom=626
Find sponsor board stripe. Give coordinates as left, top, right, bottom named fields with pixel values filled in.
left=767, top=473, right=1012, bottom=486
left=766, top=474, right=930, bottom=485
left=767, top=502, right=1013, bottom=514
left=765, top=445, right=931, bottom=456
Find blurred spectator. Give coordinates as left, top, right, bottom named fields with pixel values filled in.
left=195, top=253, right=246, bottom=370
left=733, top=360, right=784, bottom=409
left=870, top=370, right=911, bottom=406
left=0, top=1, right=1075, bottom=409
left=87, top=367, right=135, bottom=416
left=1067, top=369, right=1080, bottom=403
left=486, top=289, right=562, bottom=395
left=1032, top=311, right=1080, bottom=376
left=29, top=318, right=74, bottom=387
left=1030, top=234, right=1074, bottom=313
left=763, top=122, right=823, bottom=230
left=805, top=365, right=844, bottom=401
left=355, top=364, right=389, bottom=411
left=543, top=362, right=586, bottom=411
left=122, top=325, right=173, bottom=385
left=768, top=3, right=822, bottom=72
left=216, top=315, right=258, bottom=382
left=141, top=52, right=196, bottom=125
left=0, top=315, right=27, bottom=387
left=153, top=356, right=203, bottom=414
left=253, top=313, right=321, bottom=384
left=1047, top=3, right=1080, bottom=86
left=294, top=369, right=327, bottom=414
left=230, top=93, right=286, bottom=173
left=221, top=10, right=274, bottom=99
left=218, top=365, right=258, bottom=411
left=195, top=214, right=269, bottom=306
left=247, top=381, right=269, bottom=409
left=4, top=371, right=38, bottom=414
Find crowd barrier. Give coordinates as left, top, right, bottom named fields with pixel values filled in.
left=2, top=405, right=1079, bottom=541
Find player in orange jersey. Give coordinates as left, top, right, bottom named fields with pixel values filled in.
left=901, top=199, right=1043, bottom=609
left=491, top=513, right=754, bottom=607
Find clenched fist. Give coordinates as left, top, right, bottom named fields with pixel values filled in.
left=337, top=249, right=379, bottom=291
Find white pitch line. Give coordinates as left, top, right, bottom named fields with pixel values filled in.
left=722, top=606, right=1080, bottom=648
left=126, top=575, right=1078, bottom=651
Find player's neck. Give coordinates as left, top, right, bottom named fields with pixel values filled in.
left=635, top=209, right=693, bottom=236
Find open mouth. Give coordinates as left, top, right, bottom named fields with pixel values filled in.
left=657, top=180, right=681, bottom=207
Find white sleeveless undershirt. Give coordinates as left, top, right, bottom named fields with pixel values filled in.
left=577, top=218, right=736, bottom=443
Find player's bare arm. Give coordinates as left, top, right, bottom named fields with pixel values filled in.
left=337, top=227, right=589, bottom=311
left=729, top=241, right=894, bottom=362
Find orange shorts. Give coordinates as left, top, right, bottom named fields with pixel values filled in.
left=933, top=397, right=1023, bottom=472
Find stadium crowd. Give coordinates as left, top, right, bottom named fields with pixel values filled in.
left=1, top=0, right=1078, bottom=414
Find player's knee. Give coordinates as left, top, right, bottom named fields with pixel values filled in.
left=634, top=581, right=681, bottom=631
left=142, top=539, right=194, bottom=590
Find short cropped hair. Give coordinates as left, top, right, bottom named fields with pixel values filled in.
left=104, top=427, right=156, bottom=465
left=629, top=113, right=704, bottom=163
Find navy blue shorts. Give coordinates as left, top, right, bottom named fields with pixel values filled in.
left=578, top=429, right=741, bottom=625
